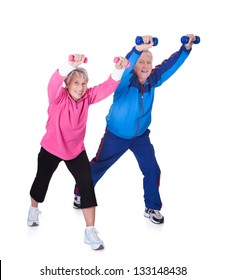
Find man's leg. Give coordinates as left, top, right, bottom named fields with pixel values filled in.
left=130, top=130, right=163, bottom=220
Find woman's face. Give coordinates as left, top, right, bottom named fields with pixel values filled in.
left=67, top=72, right=88, bottom=101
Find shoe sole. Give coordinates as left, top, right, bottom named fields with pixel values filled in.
left=73, top=204, right=81, bottom=209
left=27, top=222, right=39, bottom=226
left=94, top=244, right=104, bottom=250
left=144, top=213, right=164, bottom=224
left=85, top=242, right=104, bottom=250
left=84, top=240, right=104, bottom=250
left=89, top=244, right=104, bottom=250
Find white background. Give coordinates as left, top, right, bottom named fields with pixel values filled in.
left=0, top=0, right=224, bottom=279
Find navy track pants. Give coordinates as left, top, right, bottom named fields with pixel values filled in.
left=75, top=129, right=162, bottom=210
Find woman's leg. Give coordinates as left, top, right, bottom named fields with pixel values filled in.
left=30, top=147, right=61, bottom=203
left=31, top=197, right=38, bottom=207
left=28, top=148, right=61, bottom=226
left=66, top=152, right=104, bottom=249
left=82, top=207, right=95, bottom=227
left=66, top=150, right=97, bottom=210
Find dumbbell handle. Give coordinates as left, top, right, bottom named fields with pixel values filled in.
left=113, top=57, right=130, bottom=68
left=68, top=55, right=88, bottom=63
left=181, top=36, right=200, bottom=44
left=135, top=36, right=158, bottom=46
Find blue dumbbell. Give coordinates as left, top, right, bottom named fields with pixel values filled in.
left=135, top=36, right=158, bottom=46
left=181, top=35, right=200, bottom=44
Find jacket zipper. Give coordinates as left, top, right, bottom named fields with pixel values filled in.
left=140, top=85, right=145, bottom=114
left=133, top=85, right=145, bottom=137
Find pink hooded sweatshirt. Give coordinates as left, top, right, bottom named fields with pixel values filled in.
left=40, top=68, right=122, bottom=160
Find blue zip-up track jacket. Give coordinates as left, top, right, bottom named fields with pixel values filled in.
left=106, top=45, right=191, bottom=139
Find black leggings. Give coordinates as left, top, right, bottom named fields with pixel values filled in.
left=30, top=147, right=97, bottom=208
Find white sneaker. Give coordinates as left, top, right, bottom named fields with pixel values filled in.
left=84, top=227, right=104, bottom=250
left=27, top=207, right=41, bottom=226
left=144, top=208, right=164, bottom=224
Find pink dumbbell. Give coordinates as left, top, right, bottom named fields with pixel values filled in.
left=113, top=57, right=130, bottom=68
left=68, top=55, right=88, bottom=63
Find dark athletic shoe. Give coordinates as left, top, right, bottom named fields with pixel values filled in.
left=144, top=208, right=164, bottom=224
left=73, top=195, right=81, bottom=209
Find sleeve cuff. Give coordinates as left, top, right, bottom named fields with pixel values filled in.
left=58, top=63, right=76, bottom=77
left=111, top=68, right=125, bottom=81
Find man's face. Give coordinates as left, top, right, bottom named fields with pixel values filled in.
left=134, top=51, right=153, bottom=84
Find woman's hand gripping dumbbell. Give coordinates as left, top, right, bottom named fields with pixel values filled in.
left=113, top=57, right=130, bottom=68
left=68, top=54, right=88, bottom=64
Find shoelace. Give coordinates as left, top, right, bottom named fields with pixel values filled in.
left=30, top=209, right=41, bottom=219
left=148, top=209, right=160, bottom=215
left=87, top=229, right=102, bottom=243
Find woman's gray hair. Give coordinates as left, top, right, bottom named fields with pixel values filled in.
left=65, top=67, right=89, bottom=85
